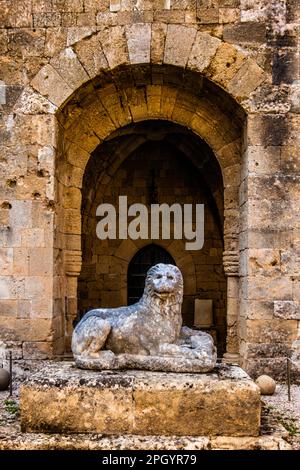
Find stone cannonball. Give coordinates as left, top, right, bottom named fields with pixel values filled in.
left=0, top=368, right=11, bottom=391
left=255, top=375, right=276, bottom=395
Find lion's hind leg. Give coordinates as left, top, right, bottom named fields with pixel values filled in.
left=71, top=317, right=111, bottom=358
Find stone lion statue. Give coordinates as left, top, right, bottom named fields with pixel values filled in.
left=72, top=263, right=217, bottom=372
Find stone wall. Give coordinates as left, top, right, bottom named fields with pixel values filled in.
left=0, top=0, right=299, bottom=378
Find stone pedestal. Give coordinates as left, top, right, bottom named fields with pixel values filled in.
left=20, top=362, right=261, bottom=437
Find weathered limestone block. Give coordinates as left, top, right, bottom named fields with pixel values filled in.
left=247, top=114, right=289, bottom=147
left=32, top=1, right=54, bottom=14
left=219, top=7, right=240, bottom=24
left=65, top=142, right=90, bottom=169
left=246, top=175, right=300, bottom=202
left=25, top=276, right=53, bottom=301
left=240, top=248, right=281, bottom=277
left=240, top=0, right=266, bottom=23
left=97, top=85, right=132, bottom=128
left=281, top=249, right=300, bottom=277
left=223, top=22, right=266, bottom=45
left=196, top=0, right=219, bottom=24
left=206, top=42, right=245, bottom=88
left=32, top=12, right=62, bottom=28
left=20, top=362, right=261, bottom=436
left=31, top=64, right=73, bottom=107
left=243, top=341, right=292, bottom=359
left=80, top=100, right=116, bottom=140
left=31, top=295, right=53, bottom=319
left=13, top=88, right=57, bottom=115
left=151, top=22, right=167, bottom=64
left=0, top=276, right=25, bottom=300
left=172, top=90, right=197, bottom=124
left=50, top=47, right=89, bottom=90
left=29, top=247, right=53, bottom=277
left=210, top=436, right=290, bottom=451
left=65, top=118, right=101, bottom=152
left=187, top=32, right=220, bottom=72
left=7, top=28, right=46, bottom=59
left=0, top=248, right=13, bottom=275
left=23, top=341, right=53, bottom=359
left=12, top=248, right=29, bottom=276
left=74, top=33, right=108, bottom=79
left=245, top=275, right=293, bottom=301
left=0, top=430, right=292, bottom=450
left=44, top=28, right=67, bottom=58
left=63, top=187, right=82, bottom=209
left=98, top=26, right=129, bottom=69
left=11, top=114, right=57, bottom=148
left=245, top=145, right=281, bottom=176
left=0, top=29, right=8, bottom=54
left=240, top=299, right=274, bottom=320
left=125, top=24, right=151, bottom=64
left=110, top=0, right=121, bottom=12
left=228, top=59, right=265, bottom=101
left=125, top=87, right=148, bottom=121
left=246, top=84, right=291, bottom=114
left=1, top=0, right=32, bottom=28
left=274, top=301, right=300, bottom=320
left=243, top=319, right=298, bottom=345
left=164, top=25, right=196, bottom=67
left=0, top=318, right=53, bottom=342
left=66, top=27, right=96, bottom=47
left=0, top=299, right=17, bottom=316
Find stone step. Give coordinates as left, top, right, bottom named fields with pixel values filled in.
left=0, top=431, right=291, bottom=451
left=20, top=362, right=261, bottom=437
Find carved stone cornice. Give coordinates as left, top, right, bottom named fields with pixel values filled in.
left=223, top=250, right=239, bottom=277
left=65, top=250, right=82, bottom=277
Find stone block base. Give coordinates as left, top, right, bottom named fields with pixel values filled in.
left=20, top=362, right=261, bottom=437
left=0, top=432, right=291, bottom=451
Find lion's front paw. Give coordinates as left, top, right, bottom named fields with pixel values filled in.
left=88, top=351, right=102, bottom=358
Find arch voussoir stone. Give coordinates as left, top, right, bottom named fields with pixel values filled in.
left=187, top=31, right=221, bottom=74
left=151, top=22, right=167, bottom=64
left=97, top=25, right=130, bottom=70
left=60, top=80, right=242, bottom=191
left=125, top=23, right=151, bottom=65
left=97, top=84, right=133, bottom=128
left=31, top=63, right=73, bottom=108
left=50, top=47, right=89, bottom=92
left=26, top=23, right=268, bottom=118
left=74, top=32, right=109, bottom=80
left=164, top=24, right=197, bottom=68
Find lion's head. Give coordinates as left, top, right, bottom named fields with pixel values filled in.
left=142, top=263, right=183, bottom=306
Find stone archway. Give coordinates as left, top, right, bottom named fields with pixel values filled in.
left=9, top=23, right=269, bottom=369
left=77, top=119, right=226, bottom=352
left=53, top=66, right=246, bottom=357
